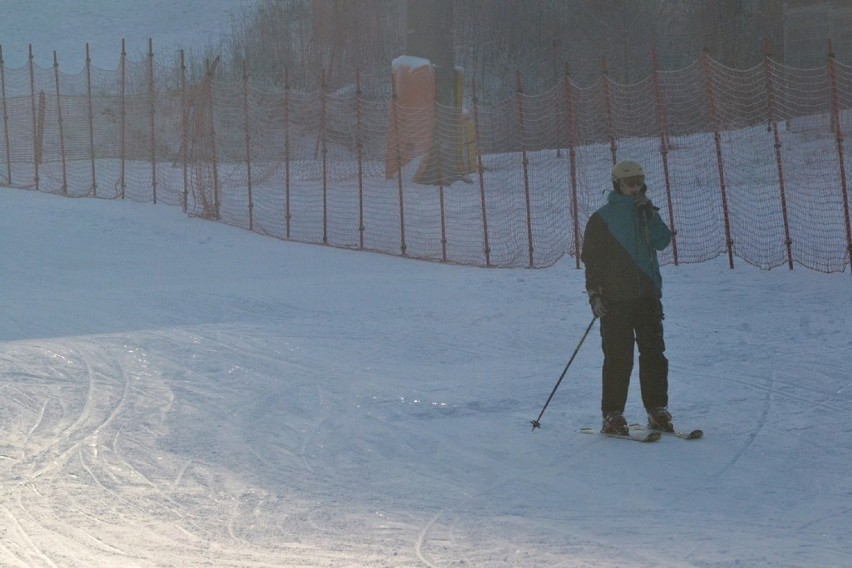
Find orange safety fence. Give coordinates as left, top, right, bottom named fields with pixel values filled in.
left=0, top=42, right=849, bottom=273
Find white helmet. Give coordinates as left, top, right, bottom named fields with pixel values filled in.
left=611, top=160, right=645, bottom=182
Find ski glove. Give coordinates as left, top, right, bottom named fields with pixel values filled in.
left=588, top=289, right=606, bottom=318
left=634, top=193, right=656, bottom=213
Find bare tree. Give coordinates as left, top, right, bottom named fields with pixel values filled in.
left=200, top=0, right=787, bottom=98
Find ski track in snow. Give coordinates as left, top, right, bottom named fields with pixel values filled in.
left=0, top=330, right=368, bottom=566
left=0, top=1, right=851, bottom=560
left=0, top=187, right=850, bottom=565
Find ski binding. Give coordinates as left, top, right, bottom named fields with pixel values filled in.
left=631, top=424, right=703, bottom=440
left=580, top=428, right=662, bottom=443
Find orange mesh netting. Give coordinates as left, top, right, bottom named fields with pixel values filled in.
left=0, top=47, right=849, bottom=272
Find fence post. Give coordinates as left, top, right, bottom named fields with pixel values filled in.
left=180, top=49, right=188, bottom=212
left=37, top=91, right=45, bottom=173
left=601, top=56, right=617, bottom=165
left=0, top=46, right=11, bottom=184
left=53, top=51, right=68, bottom=195
left=434, top=71, right=448, bottom=263
left=651, top=47, right=678, bottom=265
left=120, top=39, right=126, bottom=199
left=355, top=68, right=365, bottom=249
left=242, top=60, right=254, bottom=231
left=702, top=49, right=735, bottom=269
left=28, top=45, right=40, bottom=191
left=391, top=69, right=407, bottom=255
left=763, top=42, right=793, bottom=269
left=552, top=39, right=562, bottom=159
left=320, top=68, right=328, bottom=244
left=563, top=63, right=580, bottom=269
left=438, top=178, right=448, bottom=262
left=148, top=39, right=157, bottom=204
left=85, top=44, right=97, bottom=196
left=827, top=39, right=852, bottom=273
left=516, top=69, right=534, bottom=268
left=283, top=67, right=291, bottom=239
left=471, top=78, right=491, bottom=267
left=207, top=58, right=220, bottom=219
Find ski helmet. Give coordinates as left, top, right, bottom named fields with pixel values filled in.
left=611, top=160, right=644, bottom=182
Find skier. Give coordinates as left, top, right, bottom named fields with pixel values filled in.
left=581, top=160, right=674, bottom=436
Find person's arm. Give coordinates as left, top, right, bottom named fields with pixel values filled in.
left=646, top=212, right=672, bottom=251
left=636, top=185, right=672, bottom=251
left=581, top=214, right=606, bottom=294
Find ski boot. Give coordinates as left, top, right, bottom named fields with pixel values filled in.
left=647, top=407, right=674, bottom=433
left=601, top=411, right=629, bottom=435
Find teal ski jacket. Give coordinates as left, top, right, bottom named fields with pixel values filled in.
left=581, top=190, right=672, bottom=303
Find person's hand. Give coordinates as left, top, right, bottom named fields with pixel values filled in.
left=590, top=295, right=606, bottom=318
left=588, top=289, right=606, bottom=318
left=634, top=192, right=655, bottom=213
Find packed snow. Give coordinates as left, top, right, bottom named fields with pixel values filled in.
left=0, top=184, right=850, bottom=567
left=1, top=1, right=851, bottom=566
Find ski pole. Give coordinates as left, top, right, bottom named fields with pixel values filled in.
left=530, top=316, right=597, bottom=431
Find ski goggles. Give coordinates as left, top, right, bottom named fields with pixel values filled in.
left=620, top=175, right=645, bottom=188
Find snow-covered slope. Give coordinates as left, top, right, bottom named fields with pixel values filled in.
left=0, top=1, right=850, bottom=565
left=0, top=187, right=849, bottom=566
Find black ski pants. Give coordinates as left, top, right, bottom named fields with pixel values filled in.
left=599, top=297, right=668, bottom=415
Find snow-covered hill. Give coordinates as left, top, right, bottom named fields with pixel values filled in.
left=0, top=184, right=850, bottom=566
left=0, top=2, right=850, bottom=566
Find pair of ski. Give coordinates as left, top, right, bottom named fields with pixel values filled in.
left=581, top=424, right=703, bottom=442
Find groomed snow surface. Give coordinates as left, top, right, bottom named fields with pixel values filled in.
left=0, top=187, right=849, bottom=567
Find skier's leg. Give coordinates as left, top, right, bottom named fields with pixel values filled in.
left=636, top=298, right=669, bottom=411
left=600, top=303, right=635, bottom=414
